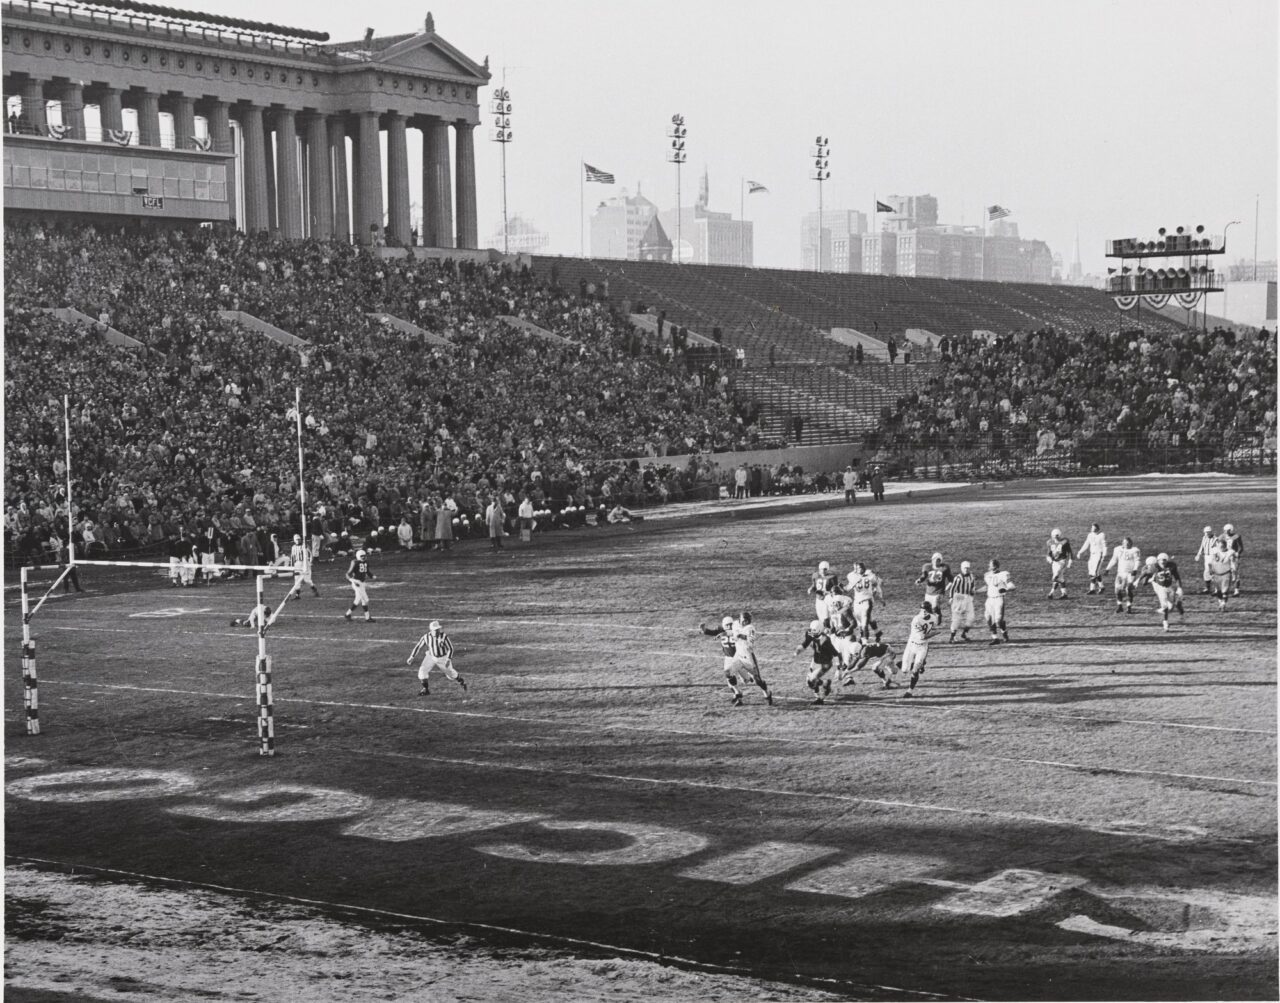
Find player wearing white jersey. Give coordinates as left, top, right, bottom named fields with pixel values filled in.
left=407, top=620, right=467, bottom=695
left=1045, top=529, right=1073, bottom=599
left=230, top=601, right=274, bottom=631
left=983, top=560, right=1015, bottom=644
left=700, top=613, right=773, bottom=706
left=845, top=563, right=884, bottom=642
left=1221, top=524, right=1244, bottom=595
left=1105, top=537, right=1142, bottom=613
left=822, top=590, right=861, bottom=673
left=1193, top=526, right=1216, bottom=594
left=1205, top=537, right=1237, bottom=611
left=807, top=561, right=841, bottom=622
left=1077, top=524, right=1108, bottom=594
left=900, top=604, right=938, bottom=697
left=285, top=534, right=320, bottom=601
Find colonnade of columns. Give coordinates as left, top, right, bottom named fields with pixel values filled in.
left=8, top=71, right=480, bottom=248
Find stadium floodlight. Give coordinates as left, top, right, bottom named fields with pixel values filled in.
left=1223, top=219, right=1242, bottom=252
left=489, top=86, right=514, bottom=253
left=667, top=113, right=687, bottom=262
left=809, top=136, right=830, bottom=271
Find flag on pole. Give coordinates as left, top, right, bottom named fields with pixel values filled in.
left=583, top=163, right=615, bottom=184
left=747, top=181, right=769, bottom=194
left=987, top=204, right=1012, bottom=220
left=875, top=200, right=894, bottom=213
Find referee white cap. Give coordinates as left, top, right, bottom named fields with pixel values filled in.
left=960, top=560, right=971, bottom=571
left=429, top=620, right=442, bottom=631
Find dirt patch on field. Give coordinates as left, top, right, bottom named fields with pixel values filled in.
left=4, top=865, right=844, bottom=1002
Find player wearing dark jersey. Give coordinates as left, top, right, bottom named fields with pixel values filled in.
left=1136, top=553, right=1184, bottom=632
left=848, top=631, right=898, bottom=689
left=915, top=552, right=952, bottom=623
left=807, top=561, right=841, bottom=622
left=343, top=548, right=376, bottom=622
left=1221, top=524, right=1244, bottom=595
left=795, top=620, right=839, bottom=703
left=700, top=615, right=773, bottom=706
left=1045, top=529, right=1073, bottom=599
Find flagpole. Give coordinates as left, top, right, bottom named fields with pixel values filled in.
left=740, top=177, right=744, bottom=267
left=981, top=203, right=986, bottom=281
left=579, top=157, right=584, bottom=257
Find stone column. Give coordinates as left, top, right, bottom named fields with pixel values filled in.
left=329, top=116, right=350, bottom=241
left=305, top=113, right=333, bottom=240
left=238, top=104, right=270, bottom=233
left=173, top=94, right=196, bottom=150
left=422, top=117, right=452, bottom=248
left=263, top=117, right=278, bottom=233
left=275, top=108, right=302, bottom=239
left=21, top=76, right=47, bottom=135
left=206, top=100, right=232, bottom=153
left=135, top=89, right=161, bottom=147
left=98, top=85, right=123, bottom=140
left=61, top=80, right=86, bottom=139
left=454, top=121, right=478, bottom=249
left=385, top=112, right=411, bottom=247
left=355, top=111, right=383, bottom=245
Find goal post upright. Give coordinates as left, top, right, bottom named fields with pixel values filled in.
left=255, top=573, right=276, bottom=757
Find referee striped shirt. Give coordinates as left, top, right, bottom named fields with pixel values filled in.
left=425, top=632, right=453, bottom=659
left=946, top=572, right=978, bottom=598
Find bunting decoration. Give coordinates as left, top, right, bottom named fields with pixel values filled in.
left=189, top=135, right=212, bottom=152
left=48, top=123, right=69, bottom=140
left=108, top=129, right=133, bottom=146
left=1113, top=295, right=1140, bottom=311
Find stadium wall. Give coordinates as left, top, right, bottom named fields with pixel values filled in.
left=631, top=443, right=862, bottom=473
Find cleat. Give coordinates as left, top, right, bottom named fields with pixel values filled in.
left=418, top=683, right=429, bottom=696
left=1162, top=622, right=1170, bottom=632
left=822, top=680, right=833, bottom=697
left=1115, top=603, right=1124, bottom=613
left=812, top=697, right=825, bottom=705
left=230, top=618, right=240, bottom=627
left=949, top=632, right=956, bottom=643
left=1233, top=589, right=1240, bottom=597
left=457, top=676, right=467, bottom=691
left=344, top=611, right=352, bottom=621
left=881, top=679, right=895, bottom=690
left=1002, top=632, right=1010, bottom=642
left=902, top=690, right=915, bottom=698
left=731, top=693, right=744, bottom=707
left=766, top=691, right=774, bottom=706
left=989, top=637, right=999, bottom=645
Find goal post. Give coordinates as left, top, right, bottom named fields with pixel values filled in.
left=17, top=558, right=292, bottom=754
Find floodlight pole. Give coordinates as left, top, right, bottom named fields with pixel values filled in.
left=295, top=386, right=306, bottom=551
left=63, top=394, right=74, bottom=567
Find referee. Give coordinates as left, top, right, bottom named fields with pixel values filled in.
left=946, top=560, right=978, bottom=642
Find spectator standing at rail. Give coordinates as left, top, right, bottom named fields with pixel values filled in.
left=486, top=496, right=505, bottom=551
left=435, top=496, right=454, bottom=551
left=842, top=466, right=857, bottom=505
left=734, top=464, right=749, bottom=499
left=869, top=466, right=885, bottom=502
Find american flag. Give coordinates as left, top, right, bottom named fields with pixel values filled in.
left=583, top=163, right=615, bottom=184
left=747, top=181, right=768, bottom=194
left=987, top=204, right=1012, bottom=221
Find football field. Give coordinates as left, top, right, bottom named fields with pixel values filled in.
left=5, top=475, right=1277, bottom=1001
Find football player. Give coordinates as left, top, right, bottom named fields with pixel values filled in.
left=901, top=603, right=939, bottom=697
left=807, top=560, right=841, bottom=623
left=823, top=589, right=861, bottom=675
left=794, top=620, right=839, bottom=704
left=1105, top=536, right=1142, bottom=613
left=1205, top=537, right=1237, bottom=611
left=1221, top=523, right=1244, bottom=595
left=343, top=548, right=376, bottom=622
left=848, top=630, right=898, bottom=689
left=700, top=615, right=773, bottom=706
left=915, top=552, right=952, bottom=623
left=1136, top=553, right=1185, bottom=632
left=845, top=562, right=884, bottom=642
left=1045, top=528, right=1073, bottom=599
left=983, top=559, right=1016, bottom=644
left=1077, top=523, right=1108, bottom=595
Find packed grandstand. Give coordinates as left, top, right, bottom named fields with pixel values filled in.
left=3, top=221, right=1276, bottom=565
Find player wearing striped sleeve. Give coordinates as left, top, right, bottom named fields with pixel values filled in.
left=945, top=560, right=977, bottom=642
left=795, top=620, right=839, bottom=704
left=1045, top=529, right=1073, bottom=599
left=408, top=620, right=467, bottom=695
left=983, top=560, right=1015, bottom=644
left=1205, top=537, right=1237, bottom=610
left=845, top=563, right=884, bottom=641
left=700, top=615, right=773, bottom=706
left=343, top=549, right=376, bottom=622
left=1077, top=524, right=1108, bottom=594
left=900, top=604, right=938, bottom=697
left=1105, top=537, right=1142, bottom=613
left=915, top=553, right=952, bottom=623
left=806, top=561, right=841, bottom=623
left=1136, top=554, right=1185, bottom=632
left=285, top=534, right=320, bottom=601
left=1221, top=524, right=1244, bottom=595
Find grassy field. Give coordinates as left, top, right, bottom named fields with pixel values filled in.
left=5, top=474, right=1276, bottom=1002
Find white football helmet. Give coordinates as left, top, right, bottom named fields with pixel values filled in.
left=1051, top=528, right=1062, bottom=539
left=809, top=619, right=822, bottom=632
left=818, top=560, right=830, bottom=573
left=356, top=549, right=367, bottom=560
left=1223, top=523, right=1234, bottom=534
left=721, top=616, right=734, bottom=630
left=931, top=552, right=943, bottom=563
left=1157, top=552, right=1169, bottom=563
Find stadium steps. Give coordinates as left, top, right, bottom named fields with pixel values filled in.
left=630, top=313, right=716, bottom=346
left=366, top=312, right=453, bottom=347
left=42, top=307, right=144, bottom=350
left=217, top=310, right=311, bottom=351
left=827, top=327, right=890, bottom=361
left=499, top=315, right=576, bottom=345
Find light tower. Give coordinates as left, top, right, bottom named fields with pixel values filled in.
left=810, top=136, right=830, bottom=272
left=668, top=114, right=687, bottom=263
left=489, top=86, right=513, bottom=253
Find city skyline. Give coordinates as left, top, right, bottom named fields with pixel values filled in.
left=126, top=0, right=1275, bottom=278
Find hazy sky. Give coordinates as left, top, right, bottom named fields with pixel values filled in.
left=192, top=1, right=1275, bottom=273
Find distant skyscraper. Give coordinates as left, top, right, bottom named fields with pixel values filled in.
left=487, top=214, right=548, bottom=254
left=801, top=209, right=866, bottom=271
left=589, top=187, right=658, bottom=259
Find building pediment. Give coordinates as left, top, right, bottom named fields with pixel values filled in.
left=373, top=34, right=489, bottom=84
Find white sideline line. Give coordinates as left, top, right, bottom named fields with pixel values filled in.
left=39, top=678, right=1274, bottom=793
left=5, top=857, right=964, bottom=1002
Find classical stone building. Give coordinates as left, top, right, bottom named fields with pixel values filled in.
left=2, top=2, right=488, bottom=246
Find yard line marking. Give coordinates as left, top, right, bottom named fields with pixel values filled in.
left=859, top=700, right=1278, bottom=735
left=4, top=856, right=968, bottom=1002
left=323, top=748, right=1200, bottom=842
left=39, top=679, right=1273, bottom=796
